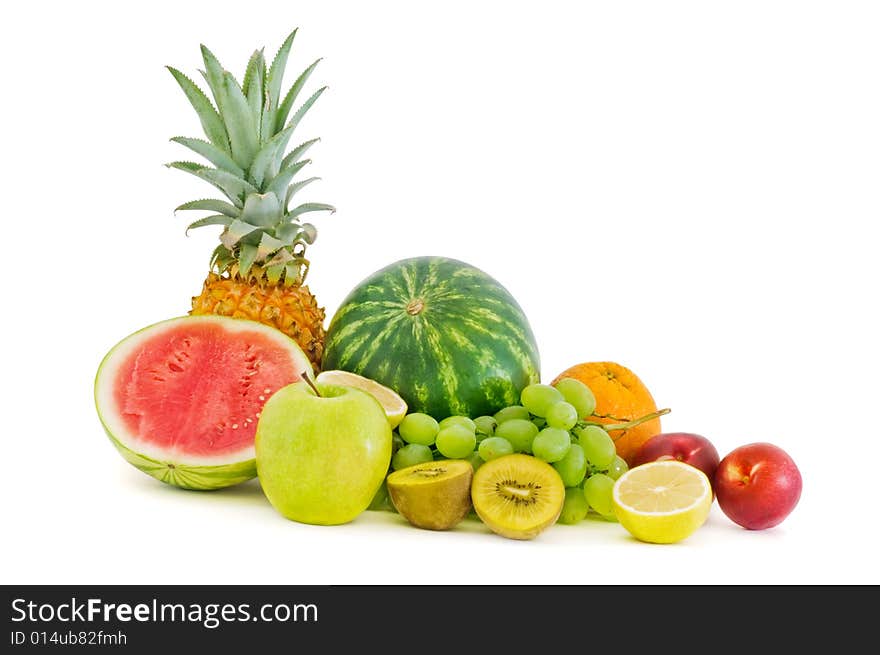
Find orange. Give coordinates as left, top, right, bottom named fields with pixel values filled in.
left=551, top=361, right=662, bottom=466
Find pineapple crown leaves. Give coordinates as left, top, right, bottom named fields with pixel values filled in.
left=167, top=28, right=334, bottom=283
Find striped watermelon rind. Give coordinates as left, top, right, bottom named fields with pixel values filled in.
left=94, top=315, right=312, bottom=491
left=100, top=431, right=257, bottom=490
left=322, top=256, right=541, bottom=419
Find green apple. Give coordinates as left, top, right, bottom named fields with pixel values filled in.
left=255, top=381, right=393, bottom=525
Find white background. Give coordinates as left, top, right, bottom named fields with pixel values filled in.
left=2, top=0, right=878, bottom=585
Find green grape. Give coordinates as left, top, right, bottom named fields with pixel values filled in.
left=531, top=427, right=572, bottom=463
left=553, top=443, right=588, bottom=487
left=606, top=455, right=629, bottom=480
left=478, top=436, right=514, bottom=462
left=398, top=413, right=440, bottom=446
left=368, top=480, right=395, bottom=512
left=473, top=415, right=497, bottom=437
left=494, top=405, right=531, bottom=423
left=545, top=401, right=578, bottom=430
left=439, top=415, right=477, bottom=432
left=558, top=487, right=590, bottom=524
left=576, top=425, right=616, bottom=470
left=466, top=450, right=485, bottom=471
left=583, top=473, right=616, bottom=518
left=520, top=384, right=564, bottom=417
left=494, top=419, right=539, bottom=453
left=391, top=443, right=434, bottom=470
left=392, top=432, right=405, bottom=454
left=435, top=425, right=477, bottom=459
left=553, top=377, right=597, bottom=418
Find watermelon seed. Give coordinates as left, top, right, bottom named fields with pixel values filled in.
left=259, top=395, right=265, bottom=401
left=232, top=424, right=239, bottom=429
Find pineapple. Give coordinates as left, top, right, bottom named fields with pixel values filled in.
left=167, top=29, right=333, bottom=369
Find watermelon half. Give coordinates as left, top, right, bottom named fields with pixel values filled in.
left=322, top=256, right=541, bottom=419
left=94, top=315, right=312, bottom=490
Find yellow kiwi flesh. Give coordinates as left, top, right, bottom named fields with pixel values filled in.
left=471, top=454, right=565, bottom=540
left=386, top=460, right=473, bottom=530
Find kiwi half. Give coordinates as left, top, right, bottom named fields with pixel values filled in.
left=471, top=454, right=565, bottom=540
left=386, top=460, right=473, bottom=530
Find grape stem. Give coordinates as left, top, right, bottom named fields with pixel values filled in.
left=302, top=372, right=322, bottom=397
left=591, top=411, right=631, bottom=422
left=581, top=408, right=670, bottom=433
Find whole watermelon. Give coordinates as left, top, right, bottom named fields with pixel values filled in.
left=322, top=256, right=541, bottom=419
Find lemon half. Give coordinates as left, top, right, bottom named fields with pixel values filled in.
left=315, top=370, right=408, bottom=429
left=612, top=460, right=712, bottom=544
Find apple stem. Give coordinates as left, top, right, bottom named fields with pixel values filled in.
left=581, top=408, right=671, bottom=434
left=302, top=372, right=322, bottom=397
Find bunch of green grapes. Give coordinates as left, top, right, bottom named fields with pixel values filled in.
left=390, top=378, right=639, bottom=524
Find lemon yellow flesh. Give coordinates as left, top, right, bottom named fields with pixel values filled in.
left=612, top=460, right=712, bottom=544
left=316, top=370, right=408, bottom=428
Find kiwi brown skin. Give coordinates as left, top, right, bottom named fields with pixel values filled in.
left=386, top=460, right=474, bottom=531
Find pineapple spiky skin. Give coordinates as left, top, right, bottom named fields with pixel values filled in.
left=191, top=272, right=326, bottom=371
left=167, top=28, right=335, bottom=368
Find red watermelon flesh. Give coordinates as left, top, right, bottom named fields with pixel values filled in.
left=95, top=315, right=313, bottom=489
left=116, top=321, right=300, bottom=457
